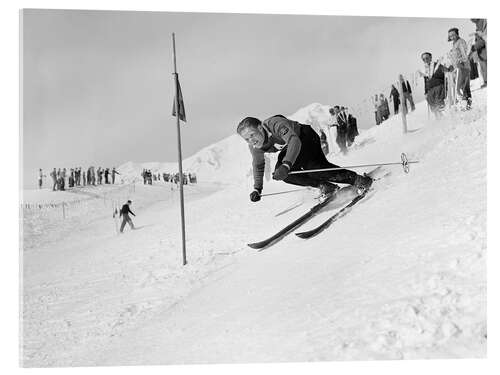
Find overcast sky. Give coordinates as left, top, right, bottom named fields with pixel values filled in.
left=21, top=9, right=474, bottom=188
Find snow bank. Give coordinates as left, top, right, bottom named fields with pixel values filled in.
left=21, top=88, right=487, bottom=366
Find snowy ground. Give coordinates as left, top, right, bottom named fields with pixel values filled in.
left=20, top=89, right=487, bottom=367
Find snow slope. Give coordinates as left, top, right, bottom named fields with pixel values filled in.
left=21, top=89, right=487, bottom=366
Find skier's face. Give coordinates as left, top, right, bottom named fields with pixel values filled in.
left=240, top=126, right=265, bottom=148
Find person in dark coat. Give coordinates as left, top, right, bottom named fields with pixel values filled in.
left=379, top=94, right=390, bottom=121
left=346, top=111, right=359, bottom=147
left=470, top=19, right=487, bottom=87
left=399, top=75, right=415, bottom=112
left=237, top=114, right=373, bottom=201
left=418, top=52, right=449, bottom=117
left=389, top=85, right=400, bottom=114
left=119, top=200, right=136, bottom=233
left=334, top=106, right=349, bottom=154
left=104, top=168, right=110, bottom=184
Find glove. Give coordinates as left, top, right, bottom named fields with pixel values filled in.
left=273, top=163, right=291, bottom=181
left=250, top=188, right=262, bottom=202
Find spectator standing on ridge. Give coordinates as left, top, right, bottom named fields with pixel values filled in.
left=86, top=167, right=91, bottom=185
left=104, top=168, right=110, bottom=184
left=379, top=94, right=390, bottom=121
left=119, top=200, right=136, bottom=233
left=389, top=85, right=400, bottom=114
left=346, top=109, right=359, bottom=147
left=399, top=75, right=415, bottom=112
left=38, top=169, right=46, bottom=189
left=372, top=94, right=381, bottom=125
left=470, top=19, right=487, bottom=88
left=69, top=168, right=75, bottom=188
left=61, top=168, right=67, bottom=190
left=50, top=168, right=57, bottom=191
left=333, top=106, right=348, bottom=154
left=447, top=27, right=472, bottom=110
left=112, top=167, right=120, bottom=184
left=96, top=167, right=102, bottom=184
left=418, top=52, right=448, bottom=118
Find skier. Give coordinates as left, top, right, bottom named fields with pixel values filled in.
left=119, top=200, right=136, bottom=233
left=237, top=115, right=373, bottom=202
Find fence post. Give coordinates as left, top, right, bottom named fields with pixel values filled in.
left=397, top=76, right=408, bottom=134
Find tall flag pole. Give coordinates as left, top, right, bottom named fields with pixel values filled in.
left=172, top=33, right=187, bottom=266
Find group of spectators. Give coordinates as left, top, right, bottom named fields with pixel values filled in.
left=373, top=75, right=416, bottom=125
left=369, top=19, right=487, bottom=124
left=418, top=20, right=487, bottom=117
left=38, top=166, right=121, bottom=191
left=323, top=105, right=359, bottom=155
left=141, top=169, right=197, bottom=186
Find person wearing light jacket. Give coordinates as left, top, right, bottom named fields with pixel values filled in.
left=447, top=27, right=472, bottom=109
left=237, top=115, right=372, bottom=202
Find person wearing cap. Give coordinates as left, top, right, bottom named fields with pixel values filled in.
left=119, top=200, right=136, bottom=233
left=237, top=115, right=373, bottom=202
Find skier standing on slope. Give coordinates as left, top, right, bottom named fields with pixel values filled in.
left=237, top=115, right=373, bottom=202
left=119, top=200, right=136, bottom=233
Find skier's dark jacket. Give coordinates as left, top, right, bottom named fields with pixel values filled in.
left=120, top=204, right=135, bottom=217
left=249, top=115, right=302, bottom=191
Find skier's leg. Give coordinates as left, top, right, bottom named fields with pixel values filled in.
left=120, top=218, right=126, bottom=233
left=295, top=126, right=359, bottom=185
left=127, top=217, right=135, bottom=230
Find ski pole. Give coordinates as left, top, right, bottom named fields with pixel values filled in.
left=288, top=153, right=418, bottom=175
left=261, top=188, right=309, bottom=198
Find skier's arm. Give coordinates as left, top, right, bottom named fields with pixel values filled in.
left=250, top=146, right=265, bottom=191
left=273, top=117, right=301, bottom=168
left=129, top=209, right=136, bottom=216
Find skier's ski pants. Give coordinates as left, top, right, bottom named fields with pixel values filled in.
left=120, top=214, right=135, bottom=232
left=275, top=125, right=358, bottom=188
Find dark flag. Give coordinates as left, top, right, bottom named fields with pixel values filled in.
left=172, top=74, right=186, bottom=122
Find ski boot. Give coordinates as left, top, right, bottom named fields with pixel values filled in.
left=466, top=98, right=472, bottom=111
left=318, top=182, right=340, bottom=202
left=354, top=174, right=373, bottom=195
